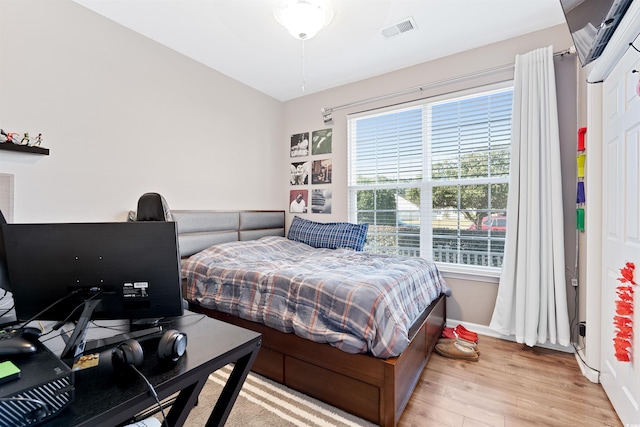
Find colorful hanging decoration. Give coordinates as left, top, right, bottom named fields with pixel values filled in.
left=613, top=262, right=636, bottom=362
left=576, top=208, right=585, bottom=231
left=578, top=127, right=587, bottom=151
left=576, top=181, right=586, bottom=204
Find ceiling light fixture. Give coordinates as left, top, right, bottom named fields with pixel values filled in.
left=274, top=0, right=333, bottom=41
left=274, top=0, right=334, bottom=92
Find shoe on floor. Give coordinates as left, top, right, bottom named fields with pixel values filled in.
left=437, top=338, right=479, bottom=354
left=435, top=340, right=479, bottom=361
left=455, top=324, right=479, bottom=342
left=453, top=325, right=478, bottom=343
left=442, top=325, right=479, bottom=343
left=441, top=327, right=456, bottom=339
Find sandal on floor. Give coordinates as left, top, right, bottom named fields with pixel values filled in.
left=435, top=340, right=479, bottom=362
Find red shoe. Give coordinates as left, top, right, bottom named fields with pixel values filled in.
left=455, top=325, right=478, bottom=343
left=455, top=324, right=478, bottom=338
left=441, top=327, right=456, bottom=339
left=455, top=324, right=475, bottom=335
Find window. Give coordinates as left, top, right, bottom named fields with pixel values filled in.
left=347, top=83, right=512, bottom=270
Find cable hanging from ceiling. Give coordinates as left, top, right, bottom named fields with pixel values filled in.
left=301, top=39, right=307, bottom=92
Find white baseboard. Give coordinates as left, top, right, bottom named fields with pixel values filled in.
left=444, top=321, right=601, bottom=384
left=574, top=347, right=600, bottom=383
left=446, top=320, right=573, bottom=353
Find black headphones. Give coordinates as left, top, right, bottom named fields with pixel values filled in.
left=111, top=329, right=187, bottom=371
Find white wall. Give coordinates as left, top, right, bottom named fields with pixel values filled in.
left=0, top=0, right=284, bottom=222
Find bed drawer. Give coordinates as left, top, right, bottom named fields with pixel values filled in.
left=284, top=355, right=380, bottom=424
left=253, top=346, right=284, bottom=383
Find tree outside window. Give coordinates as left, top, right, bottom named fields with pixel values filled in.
left=348, top=84, right=512, bottom=269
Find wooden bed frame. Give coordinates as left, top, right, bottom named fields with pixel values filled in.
left=170, top=210, right=446, bottom=427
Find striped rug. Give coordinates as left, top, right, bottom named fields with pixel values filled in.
left=183, top=365, right=377, bottom=427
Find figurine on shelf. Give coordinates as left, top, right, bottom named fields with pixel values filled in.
left=21, top=133, right=30, bottom=145
left=33, top=133, right=43, bottom=146
left=0, top=129, right=6, bottom=143
left=6, top=132, right=20, bottom=144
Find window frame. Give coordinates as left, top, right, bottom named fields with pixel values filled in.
left=347, top=81, right=513, bottom=277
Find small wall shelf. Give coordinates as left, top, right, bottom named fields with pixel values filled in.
left=0, top=143, right=49, bottom=156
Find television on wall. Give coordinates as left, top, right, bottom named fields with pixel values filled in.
left=559, top=0, right=633, bottom=66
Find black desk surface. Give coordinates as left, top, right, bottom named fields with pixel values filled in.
left=39, top=311, right=261, bottom=426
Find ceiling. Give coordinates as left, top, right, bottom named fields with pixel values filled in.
left=72, top=0, right=569, bottom=102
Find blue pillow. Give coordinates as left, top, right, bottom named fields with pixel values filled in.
left=287, top=216, right=368, bottom=251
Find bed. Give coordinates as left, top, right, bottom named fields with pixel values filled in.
left=170, top=210, right=448, bottom=427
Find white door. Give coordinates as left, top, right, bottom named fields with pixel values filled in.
left=600, top=42, right=640, bottom=426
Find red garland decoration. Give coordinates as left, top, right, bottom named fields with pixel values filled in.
left=613, top=262, right=636, bottom=362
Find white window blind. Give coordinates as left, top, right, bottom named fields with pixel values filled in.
left=348, top=83, right=513, bottom=269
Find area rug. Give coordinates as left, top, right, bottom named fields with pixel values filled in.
left=182, top=365, right=377, bottom=427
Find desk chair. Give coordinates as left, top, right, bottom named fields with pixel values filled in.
left=135, top=193, right=173, bottom=222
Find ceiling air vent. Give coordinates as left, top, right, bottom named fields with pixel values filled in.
left=381, top=17, right=417, bottom=39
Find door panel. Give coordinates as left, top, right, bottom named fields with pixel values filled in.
left=601, top=44, right=640, bottom=425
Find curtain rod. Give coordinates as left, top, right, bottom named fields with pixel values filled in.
left=321, top=47, right=576, bottom=115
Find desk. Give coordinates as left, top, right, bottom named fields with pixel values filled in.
left=45, top=312, right=261, bottom=427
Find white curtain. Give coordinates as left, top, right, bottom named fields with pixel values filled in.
left=489, top=46, right=571, bottom=347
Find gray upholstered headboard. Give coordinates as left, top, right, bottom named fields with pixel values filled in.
left=170, top=210, right=285, bottom=258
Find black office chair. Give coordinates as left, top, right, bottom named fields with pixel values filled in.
left=133, top=193, right=188, bottom=310
left=135, top=193, right=173, bottom=221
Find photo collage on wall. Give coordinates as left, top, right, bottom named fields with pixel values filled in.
left=289, top=128, right=333, bottom=214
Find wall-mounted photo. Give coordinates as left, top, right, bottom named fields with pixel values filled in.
left=311, top=189, right=332, bottom=214
left=289, top=190, right=308, bottom=213
left=312, top=159, right=332, bottom=184
left=290, top=161, right=310, bottom=185
left=312, top=128, right=332, bottom=155
left=290, top=132, right=309, bottom=157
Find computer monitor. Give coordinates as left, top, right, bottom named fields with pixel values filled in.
left=2, top=221, right=184, bottom=358
left=0, top=210, right=10, bottom=292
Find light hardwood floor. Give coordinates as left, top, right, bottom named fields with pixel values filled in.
left=398, top=335, right=622, bottom=427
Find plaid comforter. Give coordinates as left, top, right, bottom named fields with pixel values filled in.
left=182, top=236, right=449, bottom=358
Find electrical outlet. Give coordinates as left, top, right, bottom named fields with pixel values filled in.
left=571, top=278, right=578, bottom=287
left=579, top=322, right=586, bottom=337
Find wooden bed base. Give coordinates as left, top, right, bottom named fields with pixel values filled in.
left=189, top=293, right=446, bottom=427
left=171, top=209, right=447, bottom=425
